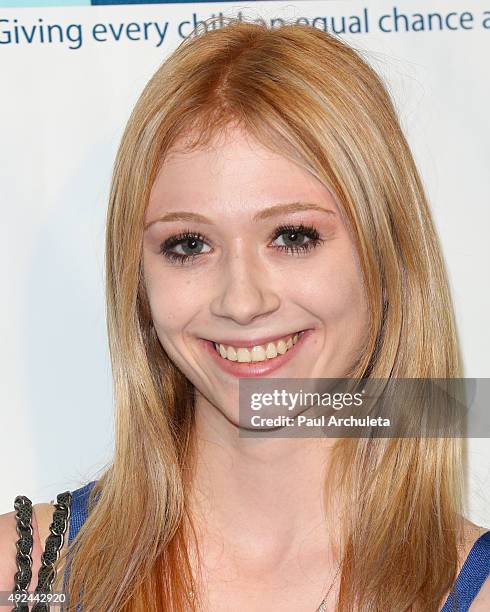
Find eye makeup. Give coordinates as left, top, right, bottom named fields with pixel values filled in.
left=158, top=222, right=327, bottom=266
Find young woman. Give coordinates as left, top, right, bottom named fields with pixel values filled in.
left=1, top=18, right=489, bottom=612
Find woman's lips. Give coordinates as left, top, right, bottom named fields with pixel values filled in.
left=199, top=329, right=313, bottom=378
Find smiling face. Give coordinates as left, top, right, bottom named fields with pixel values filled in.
left=142, top=126, right=369, bottom=424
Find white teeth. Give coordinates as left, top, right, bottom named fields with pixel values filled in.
left=265, top=342, right=277, bottom=359
left=213, top=332, right=304, bottom=362
left=236, top=348, right=250, bottom=363
left=251, top=346, right=267, bottom=362
left=276, top=339, right=287, bottom=355
left=227, top=346, right=237, bottom=361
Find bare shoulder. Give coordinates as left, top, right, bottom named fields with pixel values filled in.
left=33, top=502, right=58, bottom=548
left=470, top=575, right=490, bottom=610
left=0, top=509, right=19, bottom=591
left=458, top=517, right=487, bottom=550
left=0, top=501, right=58, bottom=592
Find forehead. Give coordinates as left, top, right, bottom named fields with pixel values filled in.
left=146, top=127, right=338, bottom=220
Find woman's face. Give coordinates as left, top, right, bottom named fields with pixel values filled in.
left=143, top=126, right=369, bottom=424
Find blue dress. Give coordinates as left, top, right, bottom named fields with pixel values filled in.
left=66, top=482, right=490, bottom=611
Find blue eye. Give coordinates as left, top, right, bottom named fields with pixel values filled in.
left=159, top=223, right=325, bottom=265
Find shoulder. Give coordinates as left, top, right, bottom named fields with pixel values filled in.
left=0, top=501, right=57, bottom=592
left=0, top=508, right=18, bottom=591
left=460, top=518, right=488, bottom=550
left=0, top=483, right=94, bottom=591
left=461, top=519, right=490, bottom=611
left=470, top=576, right=490, bottom=610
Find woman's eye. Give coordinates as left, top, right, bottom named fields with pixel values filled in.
left=171, top=236, right=210, bottom=257
left=273, top=229, right=310, bottom=249
left=159, top=231, right=211, bottom=265
left=270, top=224, right=324, bottom=254
left=159, top=223, right=324, bottom=265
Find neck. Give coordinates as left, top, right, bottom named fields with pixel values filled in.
left=188, top=393, right=341, bottom=572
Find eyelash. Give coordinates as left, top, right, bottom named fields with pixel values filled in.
left=159, top=223, right=326, bottom=265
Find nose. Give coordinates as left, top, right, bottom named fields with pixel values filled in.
left=209, top=247, right=281, bottom=326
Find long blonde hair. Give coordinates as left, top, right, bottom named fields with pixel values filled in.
left=59, top=17, right=466, bottom=611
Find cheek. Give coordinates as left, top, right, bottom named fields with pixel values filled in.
left=144, top=280, right=193, bottom=369
left=143, top=262, right=188, bottom=334
left=143, top=248, right=200, bottom=322
left=146, top=282, right=190, bottom=334
left=304, top=247, right=368, bottom=329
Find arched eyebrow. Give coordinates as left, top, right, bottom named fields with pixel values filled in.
left=144, top=202, right=336, bottom=230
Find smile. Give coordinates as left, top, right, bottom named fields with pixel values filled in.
left=213, top=332, right=303, bottom=362
left=200, top=329, right=312, bottom=378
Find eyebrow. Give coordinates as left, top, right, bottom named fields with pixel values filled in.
left=144, top=202, right=336, bottom=230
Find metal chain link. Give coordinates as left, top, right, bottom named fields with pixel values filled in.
left=12, top=495, right=34, bottom=612
left=31, top=491, right=72, bottom=612
left=11, top=491, right=72, bottom=612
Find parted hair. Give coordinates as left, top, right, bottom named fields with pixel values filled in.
left=58, top=17, right=465, bottom=611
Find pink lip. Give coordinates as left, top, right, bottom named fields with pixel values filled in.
left=199, top=329, right=313, bottom=378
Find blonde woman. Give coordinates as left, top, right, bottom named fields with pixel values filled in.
left=1, top=18, right=489, bottom=612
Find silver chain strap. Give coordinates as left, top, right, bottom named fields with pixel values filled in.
left=12, top=496, right=34, bottom=612
left=11, top=491, right=72, bottom=612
